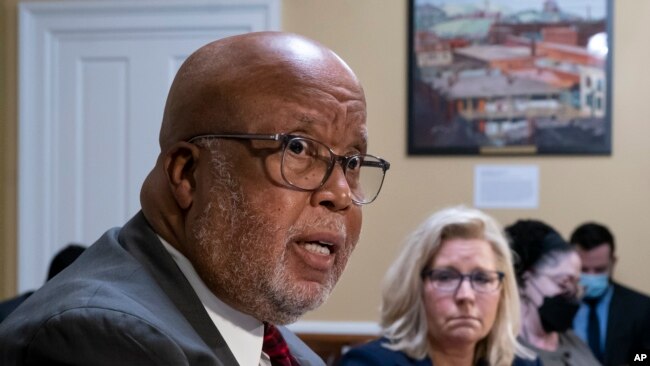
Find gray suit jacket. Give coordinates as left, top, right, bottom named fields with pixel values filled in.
left=0, top=212, right=324, bottom=366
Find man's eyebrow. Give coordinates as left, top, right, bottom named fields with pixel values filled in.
left=298, top=114, right=316, bottom=124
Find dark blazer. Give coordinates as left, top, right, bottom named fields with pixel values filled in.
left=602, top=282, right=650, bottom=366
left=0, top=212, right=323, bottom=366
left=338, top=338, right=542, bottom=366
left=0, top=292, right=33, bottom=324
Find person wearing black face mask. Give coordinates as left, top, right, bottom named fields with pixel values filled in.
left=506, top=220, right=601, bottom=366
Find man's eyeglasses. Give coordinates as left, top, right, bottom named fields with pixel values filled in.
left=187, top=133, right=390, bottom=205
left=421, top=268, right=505, bottom=293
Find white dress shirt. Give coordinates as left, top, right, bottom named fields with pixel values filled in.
left=159, top=236, right=270, bottom=366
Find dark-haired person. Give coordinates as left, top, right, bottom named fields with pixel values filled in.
left=570, top=222, right=650, bottom=366
left=0, top=244, right=86, bottom=323
left=506, top=220, right=600, bottom=366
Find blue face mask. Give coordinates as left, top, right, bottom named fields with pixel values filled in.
left=580, top=273, right=610, bottom=299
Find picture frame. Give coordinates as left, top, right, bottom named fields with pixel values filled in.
left=408, top=0, right=613, bottom=155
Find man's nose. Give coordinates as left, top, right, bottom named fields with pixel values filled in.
left=310, top=164, right=353, bottom=210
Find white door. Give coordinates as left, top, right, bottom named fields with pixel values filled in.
left=18, top=0, right=280, bottom=292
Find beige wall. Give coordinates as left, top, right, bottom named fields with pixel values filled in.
left=283, top=1, right=650, bottom=322
left=1, top=1, right=649, bottom=325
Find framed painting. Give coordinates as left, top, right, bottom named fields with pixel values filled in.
left=408, top=0, right=612, bottom=155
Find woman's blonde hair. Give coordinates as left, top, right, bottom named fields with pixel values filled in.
left=379, top=206, right=533, bottom=365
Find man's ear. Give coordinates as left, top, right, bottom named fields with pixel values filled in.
left=164, top=142, right=201, bottom=210
left=610, top=254, right=617, bottom=275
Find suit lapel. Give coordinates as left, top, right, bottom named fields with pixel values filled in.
left=605, top=283, right=628, bottom=364
left=118, top=212, right=239, bottom=365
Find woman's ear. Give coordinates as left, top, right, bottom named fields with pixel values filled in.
left=519, top=271, right=534, bottom=293
left=164, top=142, right=201, bottom=210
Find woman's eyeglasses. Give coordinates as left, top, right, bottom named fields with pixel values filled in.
left=422, top=268, right=505, bottom=293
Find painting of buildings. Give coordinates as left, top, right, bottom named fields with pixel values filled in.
left=409, top=0, right=611, bottom=154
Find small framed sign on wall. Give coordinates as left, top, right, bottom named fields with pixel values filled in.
left=408, top=0, right=612, bottom=155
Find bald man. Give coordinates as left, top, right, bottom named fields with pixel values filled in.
left=0, top=32, right=390, bottom=366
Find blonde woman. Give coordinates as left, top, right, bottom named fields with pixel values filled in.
left=339, top=206, right=538, bottom=366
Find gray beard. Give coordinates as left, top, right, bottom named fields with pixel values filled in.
left=189, top=145, right=348, bottom=324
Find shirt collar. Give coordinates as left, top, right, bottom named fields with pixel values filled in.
left=158, top=236, right=264, bottom=366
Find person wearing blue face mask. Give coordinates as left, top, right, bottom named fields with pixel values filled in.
left=570, top=222, right=650, bottom=366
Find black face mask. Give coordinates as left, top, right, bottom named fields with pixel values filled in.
left=537, top=294, right=580, bottom=333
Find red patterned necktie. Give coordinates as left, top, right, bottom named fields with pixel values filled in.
left=262, top=322, right=300, bottom=366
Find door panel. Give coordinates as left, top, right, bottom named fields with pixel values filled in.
left=19, top=0, right=279, bottom=291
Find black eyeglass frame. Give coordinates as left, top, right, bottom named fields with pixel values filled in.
left=187, top=133, right=390, bottom=205
left=421, top=268, right=505, bottom=293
